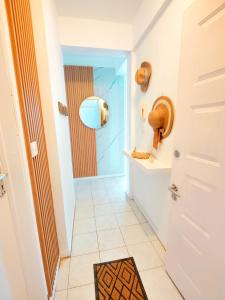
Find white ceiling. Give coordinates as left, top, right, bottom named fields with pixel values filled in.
left=54, top=0, right=143, bottom=24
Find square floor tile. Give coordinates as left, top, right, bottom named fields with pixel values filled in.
left=72, top=232, right=98, bottom=256
left=76, top=190, right=92, bottom=200
left=94, top=203, right=113, bottom=216
left=93, top=195, right=109, bottom=205
left=98, top=229, right=125, bottom=251
left=69, top=253, right=99, bottom=288
left=140, top=222, right=158, bottom=241
left=91, top=179, right=105, bottom=186
left=74, top=218, right=96, bottom=234
left=127, top=242, right=163, bottom=271
left=152, top=240, right=166, bottom=262
left=76, top=187, right=91, bottom=194
left=109, top=194, right=127, bottom=203
left=56, top=258, right=70, bottom=291
left=100, top=247, right=129, bottom=263
left=76, top=198, right=93, bottom=208
left=54, top=290, right=67, bottom=300
left=140, top=268, right=183, bottom=300
left=76, top=200, right=93, bottom=209
left=116, top=211, right=139, bottom=227
left=111, top=202, right=132, bottom=213
left=92, top=190, right=107, bottom=198
left=96, top=215, right=118, bottom=231
left=109, top=190, right=126, bottom=198
left=91, top=185, right=106, bottom=193
left=75, top=206, right=94, bottom=220
left=67, top=284, right=95, bottom=300
left=77, top=180, right=91, bottom=187
left=121, top=224, right=149, bottom=245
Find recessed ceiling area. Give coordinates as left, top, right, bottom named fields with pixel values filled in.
left=54, top=0, right=143, bottom=24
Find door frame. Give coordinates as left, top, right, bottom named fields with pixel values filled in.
left=0, top=1, right=48, bottom=299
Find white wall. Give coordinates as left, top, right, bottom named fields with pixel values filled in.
left=133, top=0, right=172, bottom=48
left=132, top=0, right=193, bottom=165
left=57, top=1, right=172, bottom=52
left=30, top=0, right=75, bottom=257
left=58, top=17, right=133, bottom=51
left=129, top=0, right=193, bottom=246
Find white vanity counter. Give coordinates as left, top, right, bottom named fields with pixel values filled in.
left=124, top=150, right=172, bottom=247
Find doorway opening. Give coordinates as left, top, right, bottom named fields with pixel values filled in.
left=62, top=46, right=128, bottom=180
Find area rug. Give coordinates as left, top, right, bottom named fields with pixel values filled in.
left=94, top=257, right=148, bottom=300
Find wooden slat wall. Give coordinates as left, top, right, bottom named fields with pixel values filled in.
left=64, top=66, right=97, bottom=178
left=5, top=0, right=59, bottom=297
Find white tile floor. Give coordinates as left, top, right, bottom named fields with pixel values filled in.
left=54, top=176, right=182, bottom=300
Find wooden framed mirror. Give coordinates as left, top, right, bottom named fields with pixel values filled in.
left=79, top=96, right=109, bottom=129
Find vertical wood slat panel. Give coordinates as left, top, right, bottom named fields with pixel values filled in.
left=5, top=0, right=59, bottom=297
left=64, top=66, right=97, bottom=178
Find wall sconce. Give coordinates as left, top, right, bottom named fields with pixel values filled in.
left=58, top=101, right=68, bottom=116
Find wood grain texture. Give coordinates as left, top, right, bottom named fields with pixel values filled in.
left=5, top=0, right=59, bottom=296
left=64, top=66, right=97, bottom=178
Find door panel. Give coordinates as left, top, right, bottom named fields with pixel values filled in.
left=166, top=1, right=225, bottom=299
left=4, top=0, right=59, bottom=296
left=0, top=91, right=28, bottom=300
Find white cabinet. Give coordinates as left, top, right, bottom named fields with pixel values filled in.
left=125, top=152, right=171, bottom=247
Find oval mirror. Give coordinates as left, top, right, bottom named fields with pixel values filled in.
left=79, top=96, right=109, bottom=129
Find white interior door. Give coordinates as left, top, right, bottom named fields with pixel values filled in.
left=0, top=24, right=28, bottom=300
left=166, top=1, right=225, bottom=300
left=0, top=142, right=28, bottom=300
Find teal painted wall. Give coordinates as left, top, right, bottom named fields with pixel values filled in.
left=94, top=67, right=125, bottom=176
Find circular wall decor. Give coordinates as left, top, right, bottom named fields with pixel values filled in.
left=150, top=96, right=174, bottom=138
left=135, top=61, right=152, bottom=93
left=148, top=96, right=174, bottom=149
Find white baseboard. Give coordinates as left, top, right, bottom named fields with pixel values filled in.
left=74, top=173, right=125, bottom=181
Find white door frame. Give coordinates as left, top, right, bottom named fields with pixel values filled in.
left=0, top=1, right=47, bottom=299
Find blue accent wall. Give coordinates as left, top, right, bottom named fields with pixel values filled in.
left=94, top=67, right=125, bottom=176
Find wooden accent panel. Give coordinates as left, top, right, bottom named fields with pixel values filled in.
left=5, top=0, right=59, bottom=296
left=64, top=66, right=97, bottom=178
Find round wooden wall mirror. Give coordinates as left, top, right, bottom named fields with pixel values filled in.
left=79, top=96, right=109, bottom=129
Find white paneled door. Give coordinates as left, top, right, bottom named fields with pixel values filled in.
left=0, top=38, right=28, bottom=300
left=166, top=1, right=225, bottom=300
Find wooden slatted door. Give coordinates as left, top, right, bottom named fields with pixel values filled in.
left=5, top=0, right=59, bottom=297
left=64, top=66, right=97, bottom=178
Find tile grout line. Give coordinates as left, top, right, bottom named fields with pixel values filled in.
left=90, top=182, right=101, bottom=264
left=128, top=198, right=166, bottom=266
left=64, top=181, right=78, bottom=300
left=67, top=180, right=95, bottom=297
left=62, top=177, right=167, bottom=299
left=56, top=262, right=165, bottom=293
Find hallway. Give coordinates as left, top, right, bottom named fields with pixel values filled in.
left=55, top=177, right=182, bottom=300
left=1, top=0, right=224, bottom=298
